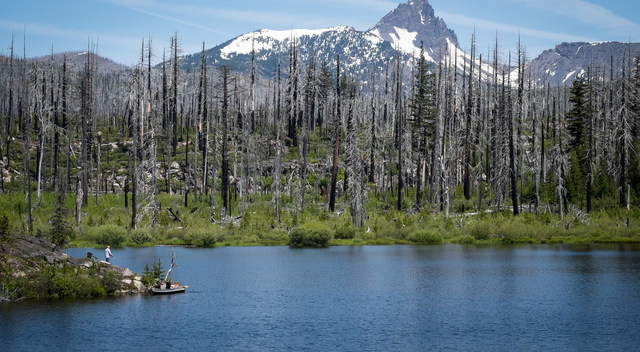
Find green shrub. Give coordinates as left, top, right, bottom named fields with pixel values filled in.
left=100, top=270, right=120, bottom=294
left=157, top=211, right=172, bottom=226
left=188, top=228, right=217, bottom=247
left=29, top=263, right=107, bottom=298
left=469, top=222, right=491, bottom=240
left=89, top=224, right=128, bottom=246
left=49, top=264, right=77, bottom=298
left=130, top=229, right=154, bottom=245
left=452, top=234, right=475, bottom=244
left=258, top=229, right=289, bottom=245
left=289, top=222, right=330, bottom=248
left=335, top=222, right=356, bottom=239
left=409, top=229, right=443, bottom=245
left=163, top=228, right=190, bottom=243
left=317, top=208, right=330, bottom=221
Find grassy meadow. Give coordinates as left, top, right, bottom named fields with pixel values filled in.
left=1, top=189, right=638, bottom=249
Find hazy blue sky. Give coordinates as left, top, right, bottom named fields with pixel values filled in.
left=1, top=0, right=638, bottom=66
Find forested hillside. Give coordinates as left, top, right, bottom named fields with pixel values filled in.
left=0, top=33, right=639, bottom=246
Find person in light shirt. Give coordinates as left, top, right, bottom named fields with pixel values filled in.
left=105, top=245, right=114, bottom=263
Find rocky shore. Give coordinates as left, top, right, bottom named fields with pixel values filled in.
left=1, top=235, right=144, bottom=302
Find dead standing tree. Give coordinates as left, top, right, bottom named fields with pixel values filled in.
left=219, top=66, right=231, bottom=224
left=328, top=55, right=341, bottom=213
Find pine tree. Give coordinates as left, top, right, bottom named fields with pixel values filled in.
left=409, top=42, right=436, bottom=208
left=566, top=76, right=589, bottom=150
left=49, top=192, right=71, bottom=249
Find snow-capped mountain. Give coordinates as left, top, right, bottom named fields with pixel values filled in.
left=182, top=25, right=402, bottom=81
left=528, top=42, right=640, bottom=86
left=179, top=0, right=637, bottom=87
left=180, top=0, right=455, bottom=82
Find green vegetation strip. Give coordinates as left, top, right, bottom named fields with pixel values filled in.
left=0, top=192, right=635, bottom=249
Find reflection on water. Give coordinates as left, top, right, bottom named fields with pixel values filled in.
left=2, top=244, right=639, bottom=351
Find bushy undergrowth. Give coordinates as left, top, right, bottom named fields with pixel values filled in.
left=409, top=229, right=443, bottom=244
left=130, top=229, right=155, bottom=246
left=186, top=228, right=218, bottom=247
left=1, top=261, right=115, bottom=299
left=334, top=221, right=356, bottom=239
left=469, top=222, right=492, bottom=240
left=289, top=221, right=331, bottom=248
left=86, top=224, right=128, bottom=247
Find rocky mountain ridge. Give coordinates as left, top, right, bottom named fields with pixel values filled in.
left=528, top=41, right=640, bottom=86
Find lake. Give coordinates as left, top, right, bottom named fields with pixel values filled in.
left=2, top=244, right=640, bottom=351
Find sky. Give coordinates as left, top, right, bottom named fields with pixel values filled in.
left=1, top=0, right=639, bottom=66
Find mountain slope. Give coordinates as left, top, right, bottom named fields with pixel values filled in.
left=528, top=42, right=640, bottom=85
left=29, top=51, right=129, bottom=74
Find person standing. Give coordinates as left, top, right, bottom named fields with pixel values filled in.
left=105, top=245, right=114, bottom=263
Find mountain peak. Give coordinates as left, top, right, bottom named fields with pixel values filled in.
left=368, top=0, right=458, bottom=55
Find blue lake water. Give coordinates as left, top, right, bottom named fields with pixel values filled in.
left=2, top=244, right=640, bottom=351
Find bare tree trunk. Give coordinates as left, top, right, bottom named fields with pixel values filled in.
left=199, top=42, right=209, bottom=204
left=395, top=55, right=403, bottom=211
left=463, top=34, right=475, bottom=201
left=273, top=60, right=282, bottom=223
left=81, top=43, right=92, bottom=206
left=52, top=53, right=60, bottom=194
left=586, top=68, right=593, bottom=213
left=62, top=56, right=70, bottom=193
left=96, top=131, right=101, bottom=205
left=23, top=61, right=32, bottom=232
left=76, top=177, right=82, bottom=225
left=369, top=63, right=376, bottom=184
left=131, top=71, right=139, bottom=230
left=172, top=34, right=179, bottom=157
left=507, top=54, right=519, bottom=216
left=220, top=66, right=230, bottom=223
left=329, top=55, right=341, bottom=213
left=3, top=34, right=14, bottom=193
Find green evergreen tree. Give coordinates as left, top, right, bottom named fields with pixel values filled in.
left=565, top=76, right=590, bottom=206
left=566, top=76, right=589, bottom=149
left=49, top=193, right=72, bottom=249
left=408, top=42, right=436, bottom=207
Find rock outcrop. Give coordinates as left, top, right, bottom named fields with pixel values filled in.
left=0, top=235, right=144, bottom=301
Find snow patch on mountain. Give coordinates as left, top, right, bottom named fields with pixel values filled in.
left=221, top=27, right=354, bottom=59
left=563, top=70, right=576, bottom=83
left=389, top=27, right=419, bottom=54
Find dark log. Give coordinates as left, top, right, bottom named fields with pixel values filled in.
left=167, top=207, right=181, bottom=222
